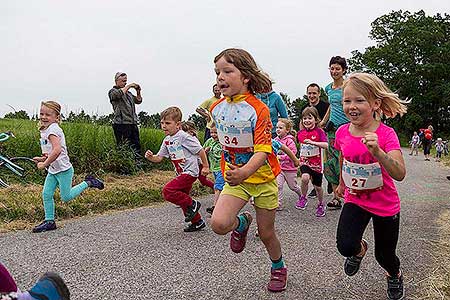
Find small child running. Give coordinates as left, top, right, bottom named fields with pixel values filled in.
left=145, top=107, right=210, bottom=232
left=435, top=137, right=444, bottom=162
left=335, top=73, right=407, bottom=300
left=408, top=131, right=420, bottom=156
left=274, top=118, right=302, bottom=210
left=210, top=48, right=287, bottom=292
left=181, top=120, right=214, bottom=190
left=32, top=100, right=104, bottom=233
left=296, top=107, right=328, bottom=216
left=203, top=124, right=225, bottom=214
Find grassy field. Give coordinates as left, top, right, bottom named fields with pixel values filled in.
left=0, top=118, right=211, bottom=231
left=0, top=118, right=172, bottom=174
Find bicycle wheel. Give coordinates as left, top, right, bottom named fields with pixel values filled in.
left=2, top=157, right=45, bottom=185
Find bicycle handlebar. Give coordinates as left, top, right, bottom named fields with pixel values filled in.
left=0, top=131, right=14, bottom=142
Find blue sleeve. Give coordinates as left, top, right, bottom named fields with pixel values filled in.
left=275, top=94, right=288, bottom=118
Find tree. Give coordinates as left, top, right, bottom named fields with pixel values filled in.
left=349, top=10, right=450, bottom=135
left=4, top=110, right=30, bottom=120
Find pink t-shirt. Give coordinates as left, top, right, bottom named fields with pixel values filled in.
left=297, top=126, right=327, bottom=173
left=335, top=123, right=401, bottom=216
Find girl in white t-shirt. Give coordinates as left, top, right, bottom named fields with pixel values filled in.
left=32, top=100, right=104, bottom=233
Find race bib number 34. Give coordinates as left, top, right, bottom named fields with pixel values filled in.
left=342, top=159, right=383, bottom=192
left=217, top=120, right=254, bottom=148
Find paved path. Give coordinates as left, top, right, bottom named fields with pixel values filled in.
left=1, top=151, right=449, bottom=299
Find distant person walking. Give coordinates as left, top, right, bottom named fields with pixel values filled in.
left=108, top=72, right=143, bottom=154
left=420, top=125, right=433, bottom=161
left=196, top=84, right=221, bottom=142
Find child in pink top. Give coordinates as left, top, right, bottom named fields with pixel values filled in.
left=296, top=107, right=328, bottom=217
left=274, top=118, right=301, bottom=210
left=335, top=73, right=407, bottom=300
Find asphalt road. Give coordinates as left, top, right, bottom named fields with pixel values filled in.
left=1, top=151, right=449, bottom=299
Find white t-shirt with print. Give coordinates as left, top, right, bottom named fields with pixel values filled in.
left=40, top=123, right=72, bottom=174
left=157, top=130, right=203, bottom=177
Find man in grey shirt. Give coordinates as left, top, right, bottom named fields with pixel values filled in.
left=108, top=72, right=143, bottom=154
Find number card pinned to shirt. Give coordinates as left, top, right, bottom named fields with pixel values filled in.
left=342, top=159, right=383, bottom=193
left=300, top=144, right=320, bottom=157
left=216, top=120, right=254, bottom=148
left=167, top=141, right=186, bottom=161
left=40, top=138, right=52, bottom=155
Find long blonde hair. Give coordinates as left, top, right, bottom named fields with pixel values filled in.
left=214, top=48, right=272, bottom=94
left=39, top=100, right=61, bottom=130
left=343, top=73, right=408, bottom=118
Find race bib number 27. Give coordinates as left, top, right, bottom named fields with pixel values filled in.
left=342, top=159, right=383, bottom=193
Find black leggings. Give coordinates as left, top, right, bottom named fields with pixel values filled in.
left=423, top=139, right=432, bottom=155
left=336, top=203, right=400, bottom=276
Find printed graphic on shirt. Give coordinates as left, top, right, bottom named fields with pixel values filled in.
left=165, top=139, right=186, bottom=175
left=342, top=158, right=383, bottom=194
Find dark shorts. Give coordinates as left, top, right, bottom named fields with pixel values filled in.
left=300, top=165, right=323, bottom=187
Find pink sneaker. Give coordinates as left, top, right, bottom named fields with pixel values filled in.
left=295, top=195, right=308, bottom=210
left=267, top=267, right=288, bottom=292
left=230, top=212, right=253, bottom=253
left=316, top=203, right=326, bottom=217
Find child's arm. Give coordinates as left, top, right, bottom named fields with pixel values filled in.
left=363, top=132, right=406, bottom=181
left=144, top=150, right=164, bottom=163
left=279, top=144, right=300, bottom=167
left=225, top=152, right=268, bottom=186
left=335, top=153, right=345, bottom=198
left=37, top=135, right=61, bottom=170
left=303, top=139, right=328, bottom=149
left=198, top=149, right=210, bottom=176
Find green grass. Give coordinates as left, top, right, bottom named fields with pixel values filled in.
left=0, top=118, right=211, bottom=229
left=0, top=118, right=172, bottom=174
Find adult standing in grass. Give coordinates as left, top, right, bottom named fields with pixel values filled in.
left=108, top=72, right=143, bottom=155
left=320, top=56, right=350, bottom=209
left=196, top=84, right=221, bottom=142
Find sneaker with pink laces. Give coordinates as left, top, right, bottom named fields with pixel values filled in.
left=267, top=267, right=288, bottom=292
left=230, top=212, right=253, bottom=253
left=295, top=195, right=308, bottom=210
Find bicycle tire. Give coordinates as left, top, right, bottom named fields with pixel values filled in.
left=0, top=157, right=45, bottom=186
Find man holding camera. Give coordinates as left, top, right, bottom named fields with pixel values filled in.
left=108, top=72, right=143, bottom=154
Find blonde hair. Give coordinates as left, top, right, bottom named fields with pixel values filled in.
left=161, top=106, right=182, bottom=122
left=277, top=118, right=296, bottom=136
left=343, top=73, right=408, bottom=118
left=39, top=100, right=61, bottom=130
left=214, top=48, right=272, bottom=94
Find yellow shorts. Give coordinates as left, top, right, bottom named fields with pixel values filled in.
left=221, top=179, right=278, bottom=210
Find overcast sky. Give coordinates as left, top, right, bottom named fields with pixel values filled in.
left=1, top=0, right=448, bottom=119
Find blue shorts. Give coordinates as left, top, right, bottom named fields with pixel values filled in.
left=213, top=171, right=225, bottom=191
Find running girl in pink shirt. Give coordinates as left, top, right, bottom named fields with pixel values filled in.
left=335, top=73, right=407, bottom=300
left=274, top=118, right=301, bottom=210
left=296, top=107, right=328, bottom=217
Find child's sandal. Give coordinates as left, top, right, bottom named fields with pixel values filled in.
left=327, top=198, right=342, bottom=209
